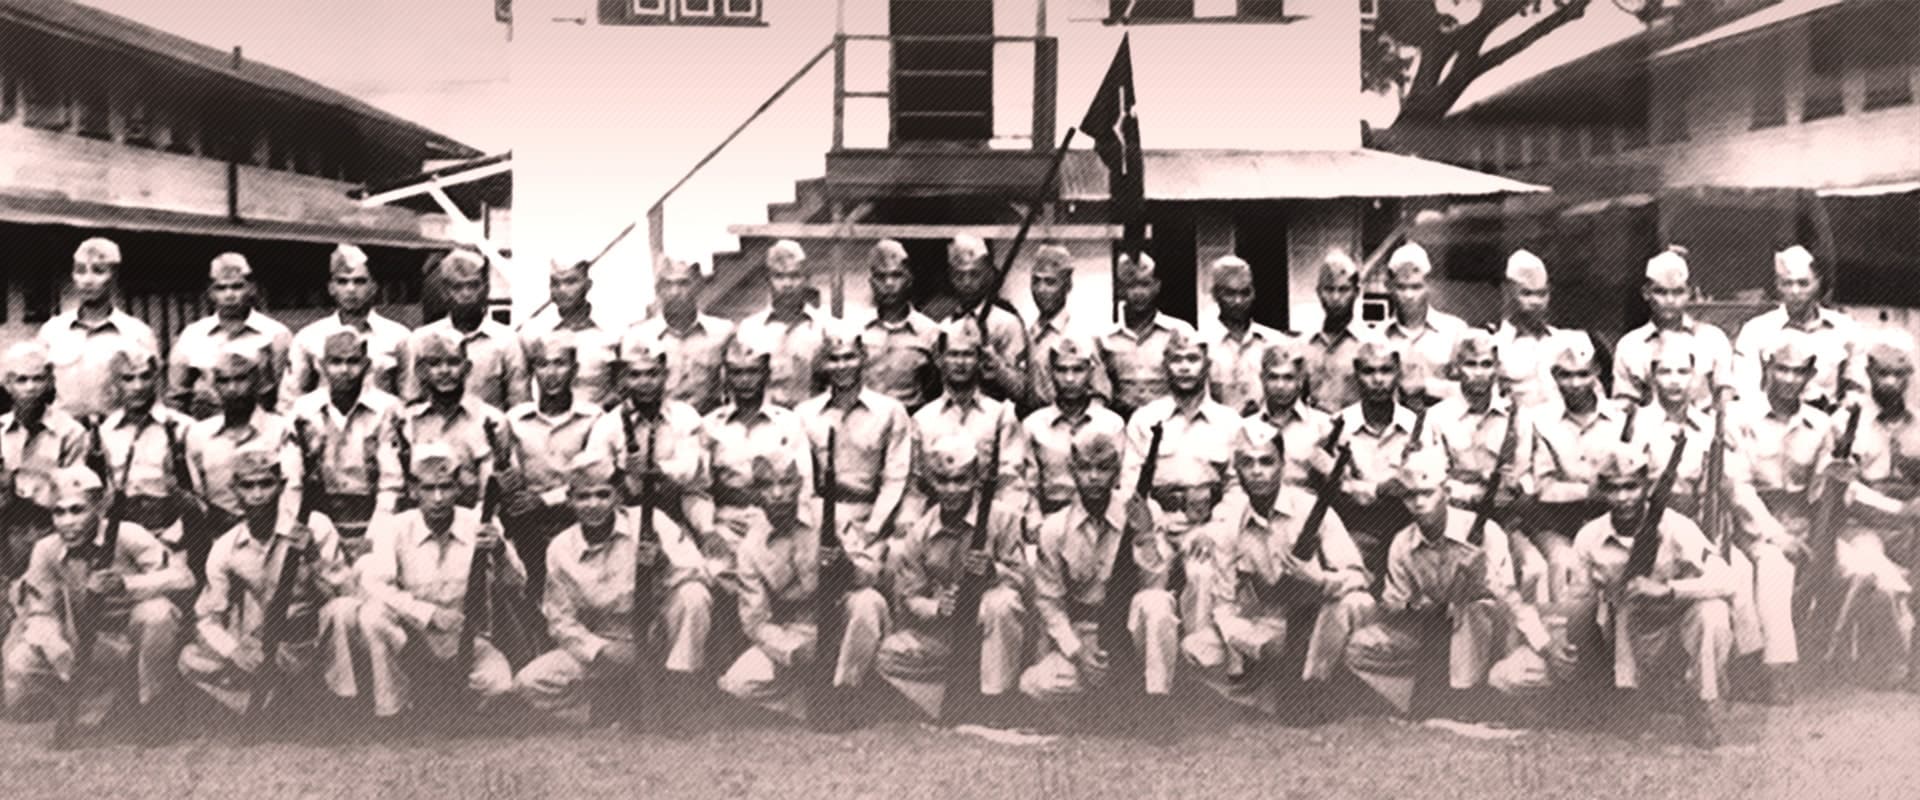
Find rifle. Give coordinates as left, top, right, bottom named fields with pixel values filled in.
left=1813, top=400, right=1863, bottom=661
left=1623, top=431, right=1688, bottom=581
left=458, top=420, right=512, bottom=668
left=1703, top=393, right=1732, bottom=560
left=1096, top=423, right=1163, bottom=656
left=808, top=427, right=858, bottom=724
left=243, top=419, right=326, bottom=715
left=951, top=428, right=1003, bottom=634
left=1466, top=411, right=1523, bottom=548
left=1292, top=423, right=1355, bottom=564
left=628, top=413, right=673, bottom=726
left=52, top=419, right=137, bottom=749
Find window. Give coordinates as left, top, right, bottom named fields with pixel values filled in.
left=22, top=75, right=69, bottom=131
left=125, top=96, right=155, bottom=148
left=1749, top=45, right=1786, bottom=130
left=1804, top=20, right=1846, bottom=122
left=1858, top=3, right=1917, bottom=111
left=74, top=82, right=110, bottom=140
left=600, top=0, right=761, bottom=24
left=1651, top=66, right=1691, bottom=144
left=0, top=73, right=15, bottom=123
left=162, top=105, right=197, bottom=155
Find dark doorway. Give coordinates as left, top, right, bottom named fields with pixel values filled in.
left=890, top=0, right=994, bottom=146
left=1142, top=203, right=1196, bottom=324
left=1234, top=202, right=1291, bottom=331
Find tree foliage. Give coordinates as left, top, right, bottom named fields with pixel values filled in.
left=1370, top=0, right=1597, bottom=124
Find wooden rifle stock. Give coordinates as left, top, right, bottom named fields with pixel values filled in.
left=633, top=418, right=664, bottom=640
left=1466, top=411, right=1523, bottom=548
left=951, top=428, right=1003, bottom=635
left=1289, top=419, right=1349, bottom=562
left=244, top=420, right=325, bottom=715
left=458, top=420, right=510, bottom=668
left=808, top=427, right=857, bottom=717
left=53, top=417, right=135, bottom=748
left=1703, top=394, right=1732, bottom=559
left=1096, top=423, right=1164, bottom=654
left=1623, top=431, right=1688, bottom=580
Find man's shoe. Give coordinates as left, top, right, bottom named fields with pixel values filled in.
left=1765, top=664, right=1796, bottom=707
left=1683, top=702, right=1722, bottom=750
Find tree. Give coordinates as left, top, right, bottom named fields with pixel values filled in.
left=1370, top=0, right=1598, bottom=125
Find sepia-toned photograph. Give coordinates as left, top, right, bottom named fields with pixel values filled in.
left=0, top=0, right=1916, bottom=796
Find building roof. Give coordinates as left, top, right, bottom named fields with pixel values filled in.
left=0, top=191, right=450, bottom=249
left=1656, top=0, right=1846, bottom=59
left=1448, top=30, right=1655, bottom=124
left=1058, top=149, right=1548, bottom=201
left=0, top=0, right=477, bottom=157
left=352, top=152, right=513, bottom=216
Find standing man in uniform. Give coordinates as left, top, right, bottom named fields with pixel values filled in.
left=928, top=236, right=1030, bottom=408
left=905, top=319, right=1029, bottom=531
left=392, top=329, right=507, bottom=511
left=99, top=347, right=199, bottom=543
left=356, top=442, right=524, bottom=719
left=1427, top=332, right=1541, bottom=601
left=288, top=330, right=404, bottom=544
left=858, top=240, right=942, bottom=412
left=1380, top=243, right=1467, bottom=409
left=1733, top=245, right=1864, bottom=412
left=519, top=259, right=620, bottom=409
left=3, top=467, right=190, bottom=727
left=283, top=244, right=411, bottom=409
left=586, top=338, right=710, bottom=528
left=500, top=330, right=605, bottom=598
left=1026, top=245, right=1106, bottom=411
left=737, top=240, right=833, bottom=409
left=624, top=255, right=733, bottom=415
left=38, top=238, right=161, bottom=422
left=1613, top=250, right=1734, bottom=408
left=1527, top=340, right=1632, bottom=602
left=1201, top=255, right=1293, bottom=416
left=183, top=345, right=305, bottom=577
left=1123, top=328, right=1242, bottom=502
left=694, top=331, right=814, bottom=579
left=1023, top=333, right=1126, bottom=530
left=403, top=248, right=529, bottom=412
left=1345, top=448, right=1554, bottom=718
left=169, top=253, right=294, bottom=417
left=1246, top=342, right=1336, bottom=492
left=1492, top=250, right=1597, bottom=412
left=513, top=455, right=715, bottom=729
left=0, top=342, right=89, bottom=582
left=177, top=448, right=361, bottom=713
left=876, top=434, right=1030, bottom=724
left=1332, top=340, right=1437, bottom=578
left=796, top=321, right=913, bottom=577
left=1300, top=251, right=1366, bottom=414
left=1099, top=253, right=1194, bottom=418
left=1183, top=421, right=1375, bottom=716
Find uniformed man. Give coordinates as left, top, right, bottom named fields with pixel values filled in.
left=500, top=330, right=605, bottom=597
left=184, top=344, right=306, bottom=570
left=1551, top=440, right=1735, bottom=748
left=623, top=254, right=733, bottom=415
left=518, top=259, right=620, bottom=409
left=1492, top=250, right=1599, bottom=412
left=1300, top=250, right=1365, bottom=414
left=0, top=342, right=89, bottom=580
left=876, top=434, right=1029, bottom=724
left=1819, top=328, right=1920, bottom=690
left=1123, top=326, right=1242, bottom=506
left=903, top=318, right=1029, bottom=532
left=1026, top=245, right=1106, bottom=410
left=1732, top=245, right=1864, bottom=412
left=1099, top=252, right=1196, bottom=417
left=1381, top=243, right=1467, bottom=409
left=1019, top=427, right=1179, bottom=712
left=38, top=238, right=162, bottom=422
left=859, top=240, right=942, bottom=412
left=736, top=240, right=833, bottom=409
left=928, top=235, right=1030, bottom=407
left=3, top=466, right=190, bottom=727
left=717, top=449, right=889, bottom=723
left=177, top=448, right=360, bottom=712
left=1246, top=340, right=1337, bottom=492
left=403, top=247, right=529, bottom=411
left=1528, top=339, right=1632, bottom=602
left=694, top=328, right=814, bottom=578
left=1613, top=250, right=1734, bottom=408
left=288, top=330, right=404, bottom=546
left=585, top=336, right=709, bottom=527
left=356, top=442, right=524, bottom=718
left=1183, top=421, right=1375, bottom=716
left=168, top=252, right=293, bottom=417
left=1023, top=332, right=1126, bottom=529
left=513, top=454, right=715, bottom=729
left=390, top=328, right=507, bottom=511
left=98, top=346, right=199, bottom=543
left=1200, top=255, right=1293, bottom=416
left=1330, top=339, right=1438, bottom=578
left=796, top=320, right=913, bottom=573
left=282, top=244, right=411, bottom=409
left=1725, top=331, right=1829, bottom=704
left=1427, top=331, right=1541, bottom=601
left=1345, top=448, right=1553, bottom=717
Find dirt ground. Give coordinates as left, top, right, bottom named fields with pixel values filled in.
left=3, top=674, right=1918, bottom=800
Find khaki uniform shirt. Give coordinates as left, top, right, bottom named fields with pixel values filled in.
left=282, top=311, right=410, bottom=409
left=37, top=309, right=161, bottom=421
left=403, top=317, right=531, bottom=412
left=623, top=314, right=734, bottom=414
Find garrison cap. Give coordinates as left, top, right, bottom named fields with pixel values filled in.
left=213, top=340, right=264, bottom=373
left=1068, top=426, right=1122, bottom=466
left=231, top=447, right=282, bottom=481
left=1259, top=338, right=1306, bottom=373
left=871, top=239, right=909, bottom=266
left=440, top=248, right=488, bottom=281
left=1318, top=250, right=1360, bottom=286
left=322, top=329, right=369, bottom=360
left=1505, top=250, right=1549, bottom=289
left=525, top=329, right=578, bottom=361
left=74, top=237, right=122, bottom=266
left=1396, top=447, right=1450, bottom=492
left=1353, top=336, right=1402, bottom=369
left=1761, top=329, right=1818, bottom=370
left=766, top=240, right=807, bottom=272
left=947, top=235, right=989, bottom=269
left=1593, top=440, right=1652, bottom=480
left=410, top=441, right=462, bottom=481
left=1449, top=329, right=1498, bottom=367
left=1233, top=419, right=1283, bottom=459
left=49, top=465, right=105, bottom=503
left=1116, top=251, right=1158, bottom=283
left=618, top=333, right=671, bottom=366
left=2, top=341, right=53, bottom=378
left=818, top=317, right=866, bottom=359
left=1550, top=337, right=1598, bottom=372
left=1645, top=250, right=1690, bottom=288
left=1773, top=245, right=1816, bottom=281
left=107, top=344, right=161, bottom=376
left=209, top=252, right=252, bottom=282
left=724, top=324, right=777, bottom=365
left=415, top=326, right=467, bottom=360
left=923, top=433, right=982, bottom=474
left=549, top=257, right=591, bottom=277
left=330, top=244, right=370, bottom=276
left=565, top=451, right=617, bottom=492
left=1032, top=245, right=1074, bottom=277
left=655, top=253, right=711, bottom=281
left=1164, top=323, right=1207, bottom=358
left=1387, top=243, right=1432, bottom=282
left=937, top=317, right=985, bottom=354
left=1867, top=328, right=1917, bottom=371
left=1046, top=330, right=1100, bottom=368
left=1158, top=453, right=1225, bottom=489
left=1208, top=255, right=1253, bottom=282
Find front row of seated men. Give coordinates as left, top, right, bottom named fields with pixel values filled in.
left=2, top=402, right=1749, bottom=749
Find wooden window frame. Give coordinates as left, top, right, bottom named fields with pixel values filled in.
left=678, top=0, right=716, bottom=18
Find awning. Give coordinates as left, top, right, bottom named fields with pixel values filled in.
left=0, top=192, right=450, bottom=250
left=1656, top=0, right=1845, bottom=60
left=1817, top=181, right=1920, bottom=198
left=1059, top=149, right=1549, bottom=202
left=1561, top=192, right=1656, bottom=217
left=352, top=152, right=512, bottom=216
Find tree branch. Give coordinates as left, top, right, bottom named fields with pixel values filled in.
left=1477, top=0, right=1591, bottom=75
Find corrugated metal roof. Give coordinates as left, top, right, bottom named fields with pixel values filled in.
left=0, top=191, right=451, bottom=249
left=0, top=0, right=476, bottom=156
left=1058, top=149, right=1549, bottom=201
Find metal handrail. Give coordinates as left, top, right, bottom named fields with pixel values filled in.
left=633, top=39, right=838, bottom=263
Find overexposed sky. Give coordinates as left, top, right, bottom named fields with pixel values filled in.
left=77, top=0, right=513, bottom=152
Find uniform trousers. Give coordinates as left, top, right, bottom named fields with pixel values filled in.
left=356, top=601, right=514, bottom=717
left=1346, top=599, right=1508, bottom=712
left=718, top=588, right=888, bottom=721
left=876, top=586, right=1026, bottom=719
left=3, top=597, right=181, bottom=724
left=1020, top=589, right=1179, bottom=700
left=176, top=597, right=362, bottom=712
left=1183, top=582, right=1376, bottom=714
left=515, top=581, right=715, bottom=723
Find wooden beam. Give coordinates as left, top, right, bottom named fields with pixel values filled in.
left=727, top=222, right=1128, bottom=240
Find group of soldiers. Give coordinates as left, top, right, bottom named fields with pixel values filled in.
left=1, top=230, right=1913, bottom=751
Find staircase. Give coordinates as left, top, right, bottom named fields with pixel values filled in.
left=700, top=176, right=837, bottom=319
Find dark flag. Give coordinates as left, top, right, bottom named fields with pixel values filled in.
left=1079, top=34, right=1146, bottom=257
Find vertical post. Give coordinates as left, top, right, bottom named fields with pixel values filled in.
left=1033, top=37, right=1057, bottom=152
left=647, top=204, right=666, bottom=265
left=830, top=201, right=848, bottom=317
left=833, top=36, right=847, bottom=152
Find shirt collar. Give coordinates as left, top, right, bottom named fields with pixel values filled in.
left=413, top=513, right=474, bottom=547
left=1070, top=499, right=1129, bottom=540
left=65, top=309, right=134, bottom=335
left=1034, top=308, right=1072, bottom=337
left=579, top=519, right=635, bottom=557
left=1410, top=512, right=1473, bottom=550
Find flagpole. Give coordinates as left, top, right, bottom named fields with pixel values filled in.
left=976, top=128, right=1079, bottom=330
